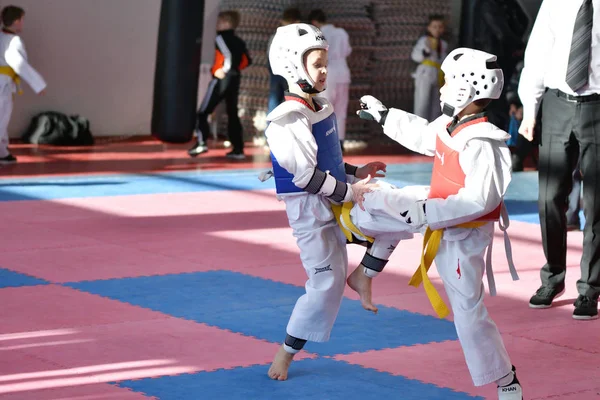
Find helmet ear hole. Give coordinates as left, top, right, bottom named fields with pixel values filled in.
left=441, top=80, right=476, bottom=117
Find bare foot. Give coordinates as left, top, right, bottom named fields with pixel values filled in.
left=347, top=265, right=378, bottom=313
left=268, top=345, right=295, bottom=381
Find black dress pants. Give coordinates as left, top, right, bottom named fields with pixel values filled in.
left=538, top=89, right=600, bottom=298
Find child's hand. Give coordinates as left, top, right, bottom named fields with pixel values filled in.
left=214, top=68, right=226, bottom=79
left=357, top=95, right=388, bottom=124
left=351, top=175, right=378, bottom=211
left=356, top=162, right=386, bottom=179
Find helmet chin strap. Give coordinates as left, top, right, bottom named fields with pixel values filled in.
left=296, top=79, right=321, bottom=94
left=442, top=103, right=455, bottom=117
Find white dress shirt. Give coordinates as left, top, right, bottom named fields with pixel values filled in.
left=518, top=0, right=600, bottom=121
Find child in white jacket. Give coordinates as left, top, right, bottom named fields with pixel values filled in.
left=411, top=14, right=448, bottom=122
left=264, top=23, right=428, bottom=382
left=0, top=5, right=46, bottom=163
left=358, top=48, right=523, bottom=400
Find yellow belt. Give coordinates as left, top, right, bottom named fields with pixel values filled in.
left=421, top=59, right=445, bottom=88
left=0, top=66, right=22, bottom=95
left=331, top=202, right=374, bottom=244
left=333, top=201, right=487, bottom=319
left=408, top=221, right=486, bottom=319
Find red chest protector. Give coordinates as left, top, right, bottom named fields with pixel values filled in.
left=428, top=117, right=501, bottom=222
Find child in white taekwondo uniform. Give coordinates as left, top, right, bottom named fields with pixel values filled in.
left=263, top=23, right=429, bottom=381
left=411, top=14, right=448, bottom=122
left=358, top=48, right=523, bottom=400
left=0, top=6, right=46, bottom=163
left=308, top=9, right=353, bottom=151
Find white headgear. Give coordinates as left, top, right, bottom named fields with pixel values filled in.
left=268, top=23, right=329, bottom=94
left=440, top=48, right=504, bottom=117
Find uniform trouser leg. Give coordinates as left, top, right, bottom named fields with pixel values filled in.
left=331, top=83, right=349, bottom=141
left=358, top=235, right=402, bottom=276
left=284, top=196, right=349, bottom=342
left=349, top=181, right=430, bottom=236
left=435, top=227, right=512, bottom=386
left=538, top=92, right=580, bottom=289
left=224, top=75, right=243, bottom=153
left=321, top=82, right=348, bottom=141
left=413, top=72, right=437, bottom=121
left=0, top=94, right=13, bottom=158
left=428, top=81, right=442, bottom=122
left=348, top=181, right=429, bottom=274
left=573, top=98, right=600, bottom=298
left=195, top=78, right=225, bottom=143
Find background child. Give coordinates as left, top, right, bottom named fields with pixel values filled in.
left=308, top=9, right=352, bottom=152
left=358, top=48, right=523, bottom=400
left=0, top=5, right=46, bottom=164
left=188, top=10, right=251, bottom=160
left=410, top=14, right=448, bottom=122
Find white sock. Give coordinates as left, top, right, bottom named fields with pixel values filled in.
left=496, top=371, right=515, bottom=387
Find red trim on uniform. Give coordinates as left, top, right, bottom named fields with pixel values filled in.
left=446, top=116, right=488, bottom=138
left=284, top=95, right=321, bottom=112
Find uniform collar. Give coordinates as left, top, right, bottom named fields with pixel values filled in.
left=447, top=112, right=488, bottom=136
left=284, top=92, right=322, bottom=112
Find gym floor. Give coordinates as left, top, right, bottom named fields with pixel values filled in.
left=0, top=139, right=597, bottom=399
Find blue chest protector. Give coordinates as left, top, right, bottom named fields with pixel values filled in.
left=271, top=112, right=346, bottom=194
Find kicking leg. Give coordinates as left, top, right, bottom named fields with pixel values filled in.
left=347, top=236, right=399, bottom=313
left=345, top=183, right=428, bottom=312
left=269, top=196, right=348, bottom=380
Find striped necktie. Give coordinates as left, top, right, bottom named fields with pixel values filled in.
left=566, top=0, right=594, bottom=92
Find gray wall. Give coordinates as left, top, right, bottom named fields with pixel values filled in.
left=7, top=0, right=220, bottom=138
